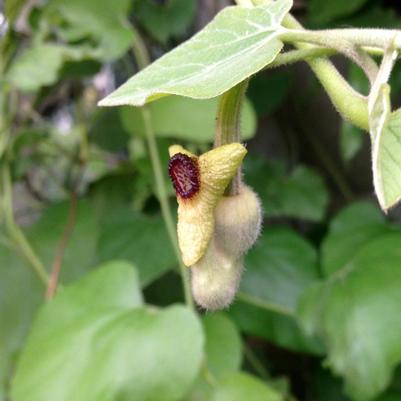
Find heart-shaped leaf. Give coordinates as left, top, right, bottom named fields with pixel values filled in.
left=11, top=262, right=204, bottom=401
left=99, top=0, right=293, bottom=107
left=299, top=232, right=401, bottom=400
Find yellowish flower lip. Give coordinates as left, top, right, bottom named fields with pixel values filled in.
left=168, top=143, right=247, bottom=266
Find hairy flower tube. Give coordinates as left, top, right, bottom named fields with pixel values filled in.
left=191, top=185, right=262, bottom=310
left=168, top=143, right=247, bottom=266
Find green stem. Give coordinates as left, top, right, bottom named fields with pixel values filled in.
left=282, top=28, right=401, bottom=51
left=267, top=47, right=338, bottom=69
left=0, top=165, right=49, bottom=285
left=282, top=15, right=369, bottom=131
left=214, top=80, right=249, bottom=195
left=131, top=27, right=194, bottom=309
left=266, top=46, right=386, bottom=69
left=279, top=29, right=379, bottom=83
left=131, top=26, right=151, bottom=70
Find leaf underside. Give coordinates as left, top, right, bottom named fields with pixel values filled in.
left=99, top=0, right=293, bottom=107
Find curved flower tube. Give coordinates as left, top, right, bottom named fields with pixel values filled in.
left=168, top=143, right=247, bottom=266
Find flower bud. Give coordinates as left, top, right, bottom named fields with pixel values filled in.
left=168, top=143, right=247, bottom=266
left=191, top=238, right=243, bottom=311
left=214, top=185, right=262, bottom=257
left=191, top=185, right=262, bottom=310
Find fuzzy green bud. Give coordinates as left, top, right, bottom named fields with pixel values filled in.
left=191, top=185, right=262, bottom=310
left=214, top=185, right=262, bottom=257
left=191, top=238, right=243, bottom=311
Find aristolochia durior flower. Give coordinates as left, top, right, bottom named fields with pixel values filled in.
left=168, top=143, right=247, bottom=266
left=191, top=185, right=262, bottom=310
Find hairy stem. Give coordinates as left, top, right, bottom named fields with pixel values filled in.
left=215, top=80, right=249, bottom=195
left=131, top=27, right=194, bottom=309
left=280, top=29, right=379, bottom=83
left=267, top=46, right=385, bottom=70
left=282, top=14, right=369, bottom=131
left=283, top=28, right=401, bottom=51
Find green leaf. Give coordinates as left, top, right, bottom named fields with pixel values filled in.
left=208, top=372, right=283, bottom=401
left=0, top=249, right=43, bottom=400
left=6, top=44, right=94, bottom=92
left=229, top=228, right=322, bottom=354
left=369, top=84, right=401, bottom=211
left=96, top=209, right=176, bottom=286
left=0, top=201, right=97, bottom=398
left=99, top=0, right=293, bottom=107
left=245, top=157, right=329, bottom=222
left=229, top=302, right=322, bottom=354
left=308, top=0, right=369, bottom=24
left=11, top=262, right=204, bottom=401
left=299, top=232, right=401, bottom=400
left=368, top=45, right=401, bottom=211
left=242, top=228, right=319, bottom=311
left=321, top=201, right=390, bottom=276
left=120, top=96, right=256, bottom=142
left=133, top=0, right=196, bottom=44
left=203, top=313, right=242, bottom=379
left=44, top=0, right=133, bottom=60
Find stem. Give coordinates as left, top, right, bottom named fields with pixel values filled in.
left=131, top=28, right=194, bottom=309
left=266, top=46, right=386, bottom=69
left=284, top=28, right=401, bottom=51
left=131, top=26, right=151, bottom=70
left=280, top=29, right=379, bottom=83
left=214, top=80, right=249, bottom=195
left=46, top=192, right=78, bottom=299
left=0, top=164, right=49, bottom=285
left=267, top=47, right=338, bottom=69
left=282, top=15, right=370, bottom=131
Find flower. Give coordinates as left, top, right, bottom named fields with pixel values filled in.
left=168, top=143, right=247, bottom=266
left=191, top=185, right=262, bottom=310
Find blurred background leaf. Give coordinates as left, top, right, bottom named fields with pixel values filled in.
left=300, top=232, right=401, bottom=400
left=230, top=227, right=323, bottom=354
left=245, top=156, right=329, bottom=222
left=133, top=0, right=196, bottom=44
left=96, top=208, right=176, bottom=286
left=120, top=96, right=257, bottom=143
left=12, top=262, right=204, bottom=401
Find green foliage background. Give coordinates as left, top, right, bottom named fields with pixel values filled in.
left=1, top=1, right=401, bottom=401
